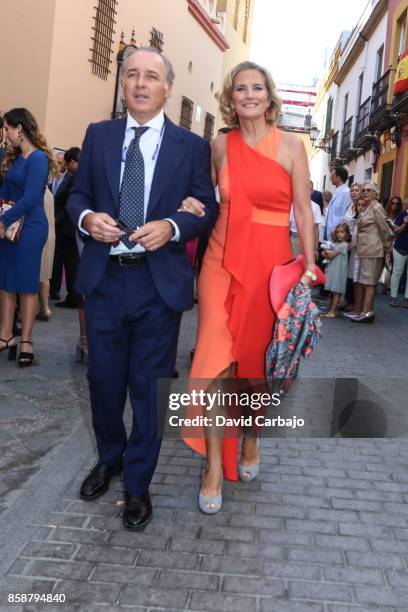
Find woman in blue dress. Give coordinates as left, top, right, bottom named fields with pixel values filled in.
left=0, top=108, right=57, bottom=366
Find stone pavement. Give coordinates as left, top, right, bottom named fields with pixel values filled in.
left=0, top=294, right=408, bottom=611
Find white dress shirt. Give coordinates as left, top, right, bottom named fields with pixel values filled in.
left=52, top=171, right=66, bottom=195
left=290, top=201, right=323, bottom=235
left=78, top=110, right=179, bottom=254
left=325, top=183, right=350, bottom=241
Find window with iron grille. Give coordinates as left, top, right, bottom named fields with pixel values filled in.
left=89, top=0, right=117, bottom=80
left=150, top=27, right=164, bottom=52
left=204, top=113, right=215, bottom=141
left=180, top=97, right=193, bottom=130
left=325, top=97, right=333, bottom=136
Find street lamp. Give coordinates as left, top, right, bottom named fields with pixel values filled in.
left=308, top=126, right=332, bottom=153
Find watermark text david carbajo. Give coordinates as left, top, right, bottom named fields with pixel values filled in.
left=167, top=390, right=305, bottom=429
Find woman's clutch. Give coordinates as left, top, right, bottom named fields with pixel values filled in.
left=269, top=254, right=325, bottom=314
left=0, top=199, right=25, bottom=243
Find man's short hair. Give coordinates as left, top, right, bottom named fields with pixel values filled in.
left=64, top=147, right=81, bottom=164
left=332, top=166, right=348, bottom=183
left=120, top=46, right=175, bottom=86
left=0, top=116, right=3, bottom=130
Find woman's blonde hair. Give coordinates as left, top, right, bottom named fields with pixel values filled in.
left=218, top=61, right=281, bottom=128
left=322, top=190, right=332, bottom=204
left=2, top=108, right=59, bottom=178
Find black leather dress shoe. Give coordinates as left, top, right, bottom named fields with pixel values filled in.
left=80, top=460, right=123, bottom=501
left=122, top=491, right=152, bottom=530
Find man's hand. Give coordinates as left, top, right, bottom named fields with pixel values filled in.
left=177, top=197, right=205, bottom=217
left=129, top=220, right=173, bottom=251
left=0, top=222, right=6, bottom=239
left=82, top=212, right=123, bottom=243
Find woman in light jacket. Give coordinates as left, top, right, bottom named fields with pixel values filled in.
left=352, top=182, right=391, bottom=323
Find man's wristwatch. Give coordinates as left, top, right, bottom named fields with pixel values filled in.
left=304, top=270, right=317, bottom=282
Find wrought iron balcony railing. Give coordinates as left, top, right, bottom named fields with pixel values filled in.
left=370, top=70, right=391, bottom=121
left=330, top=131, right=339, bottom=162
left=278, top=113, right=311, bottom=132
left=341, top=116, right=353, bottom=151
left=356, top=96, right=371, bottom=139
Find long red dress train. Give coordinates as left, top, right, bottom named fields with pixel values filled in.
left=183, top=128, right=293, bottom=480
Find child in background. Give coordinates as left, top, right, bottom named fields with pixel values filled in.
left=320, top=222, right=352, bottom=318
left=343, top=197, right=367, bottom=318
left=319, top=191, right=332, bottom=243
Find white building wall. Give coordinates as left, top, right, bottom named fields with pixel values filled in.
left=310, top=81, right=338, bottom=193
left=360, top=13, right=388, bottom=101
left=311, top=9, right=387, bottom=190
left=335, top=12, right=387, bottom=142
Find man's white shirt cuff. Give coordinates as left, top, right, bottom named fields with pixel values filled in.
left=165, top=218, right=180, bottom=241
left=78, top=209, right=93, bottom=235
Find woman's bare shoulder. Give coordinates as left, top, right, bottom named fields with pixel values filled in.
left=211, top=132, right=228, bottom=153
left=211, top=132, right=229, bottom=167
left=279, top=130, right=306, bottom=152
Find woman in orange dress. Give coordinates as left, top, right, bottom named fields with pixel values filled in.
left=182, top=62, right=316, bottom=513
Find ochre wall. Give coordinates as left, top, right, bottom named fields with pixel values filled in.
left=0, top=0, right=56, bottom=131
left=46, top=0, right=224, bottom=148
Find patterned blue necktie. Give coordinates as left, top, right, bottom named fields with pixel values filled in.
left=118, top=126, right=149, bottom=248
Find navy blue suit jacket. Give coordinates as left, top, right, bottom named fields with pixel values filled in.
left=54, top=172, right=76, bottom=238
left=67, top=116, right=218, bottom=311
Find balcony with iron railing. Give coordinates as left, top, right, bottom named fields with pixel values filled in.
left=392, top=90, right=408, bottom=115
left=340, top=116, right=353, bottom=155
left=355, top=96, right=371, bottom=142
left=369, top=69, right=392, bottom=131
left=278, top=112, right=312, bottom=132
left=329, top=131, right=339, bottom=163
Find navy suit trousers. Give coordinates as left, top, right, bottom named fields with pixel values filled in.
left=84, top=260, right=181, bottom=496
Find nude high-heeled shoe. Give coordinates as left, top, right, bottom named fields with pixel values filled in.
left=238, top=439, right=260, bottom=482
left=198, top=466, right=223, bottom=514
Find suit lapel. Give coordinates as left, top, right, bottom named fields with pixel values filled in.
left=147, top=116, right=186, bottom=217
left=104, top=118, right=127, bottom=211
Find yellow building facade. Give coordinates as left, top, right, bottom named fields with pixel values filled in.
left=0, top=0, right=253, bottom=150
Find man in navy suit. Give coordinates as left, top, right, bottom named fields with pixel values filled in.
left=67, top=47, right=218, bottom=530
left=51, top=148, right=82, bottom=308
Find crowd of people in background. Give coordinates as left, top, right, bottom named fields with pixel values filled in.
left=0, top=110, right=85, bottom=365
left=316, top=167, right=408, bottom=321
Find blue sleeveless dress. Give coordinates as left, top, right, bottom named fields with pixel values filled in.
left=0, top=150, right=49, bottom=293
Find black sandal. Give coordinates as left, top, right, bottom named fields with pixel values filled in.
left=0, top=336, right=17, bottom=361
left=19, top=340, right=34, bottom=368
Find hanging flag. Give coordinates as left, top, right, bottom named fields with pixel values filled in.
left=394, top=51, right=408, bottom=95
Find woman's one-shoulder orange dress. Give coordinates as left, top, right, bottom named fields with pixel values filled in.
left=183, top=127, right=293, bottom=480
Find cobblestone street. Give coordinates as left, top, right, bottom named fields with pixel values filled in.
left=0, top=295, right=408, bottom=611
